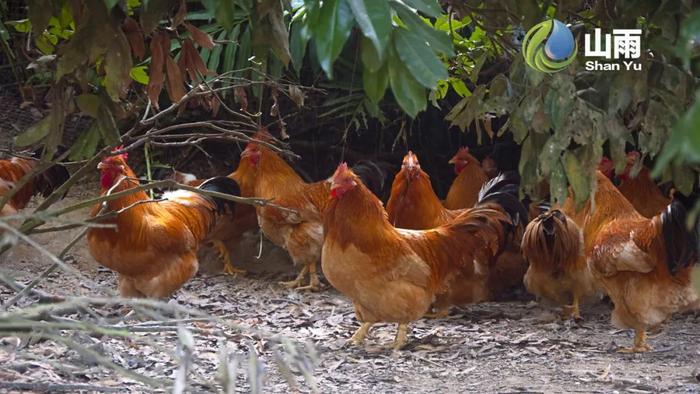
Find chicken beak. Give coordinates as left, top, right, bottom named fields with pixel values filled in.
left=448, top=157, right=456, bottom=165
left=97, top=162, right=107, bottom=170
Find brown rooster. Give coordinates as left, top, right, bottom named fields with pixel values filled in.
left=0, top=154, right=69, bottom=216
left=87, top=151, right=240, bottom=298
left=386, top=151, right=528, bottom=307
left=444, top=147, right=489, bottom=209
left=323, top=164, right=524, bottom=348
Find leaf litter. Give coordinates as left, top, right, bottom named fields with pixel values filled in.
left=0, top=188, right=699, bottom=393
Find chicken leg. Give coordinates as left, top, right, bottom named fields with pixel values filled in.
left=561, top=292, right=582, bottom=321
left=212, top=240, right=246, bottom=276
left=393, top=324, right=409, bottom=350
left=296, top=262, right=321, bottom=291
left=348, top=322, right=373, bottom=345
left=617, top=329, right=652, bottom=353
left=279, top=265, right=309, bottom=288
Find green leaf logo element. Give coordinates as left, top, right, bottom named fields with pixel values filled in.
left=522, top=19, right=577, bottom=73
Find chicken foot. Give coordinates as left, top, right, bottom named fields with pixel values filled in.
left=617, top=329, right=652, bottom=353
left=348, top=322, right=373, bottom=345
left=212, top=240, right=246, bottom=276
left=561, top=292, right=582, bottom=321
left=279, top=265, right=309, bottom=289
left=393, top=324, right=409, bottom=350
left=295, top=262, right=322, bottom=291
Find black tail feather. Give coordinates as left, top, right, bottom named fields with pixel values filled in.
left=151, top=167, right=176, bottom=182
left=198, top=176, right=240, bottom=214
left=352, top=160, right=391, bottom=200
left=36, top=163, right=70, bottom=198
left=477, top=172, right=529, bottom=228
left=661, top=199, right=698, bottom=274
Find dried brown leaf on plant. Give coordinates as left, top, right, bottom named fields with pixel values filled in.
left=147, top=31, right=167, bottom=108
left=165, top=55, right=186, bottom=103
left=234, top=87, right=248, bottom=112
left=178, top=39, right=210, bottom=81
left=123, top=17, right=145, bottom=60
left=173, top=0, right=187, bottom=27
left=184, top=22, right=215, bottom=49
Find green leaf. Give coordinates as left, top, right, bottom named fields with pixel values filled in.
left=7, top=19, right=32, bottom=33
left=216, top=1, right=235, bottom=30
left=130, top=65, right=150, bottom=85
left=27, top=0, right=52, bottom=33
left=363, top=60, right=389, bottom=103
left=290, top=21, right=309, bottom=72
left=222, top=25, right=241, bottom=72
left=69, top=123, right=102, bottom=161
left=15, top=116, right=52, bottom=147
left=208, top=30, right=228, bottom=71
left=347, top=0, right=391, bottom=60
left=398, top=0, right=442, bottom=18
left=360, top=35, right=383, bottom=72
left=391, top=2, right=454, bottom=56
left=671, top=163, right=695, bottom=196
left=388, top=45, right=426, bottom=117
left=652, top=91, right=700, bottom=176
left=103, top=26, right=133, bottom=101
left=311, top=0, right=355, bottom=78
left=96, top=104, right=121, bottom=146
left=0, top=19, right=10, bottom=42
left=549, top=160, right=568, bottom=205
left=562, top=151, right=591, bottom=208
left=76, top=94, right=101, bottom=117
left=449, top=78, right=470, bottom=97
left=233, top=25, right=252, bottom=78
left=104, top=0, right=119, bottom=10
left=253, top=0, right=291, bottom=65
left=544, top=74, right=575, bottom=131
left=393, top=27, right=447, bottom=89
left=677, top=9, right=700, bottom=70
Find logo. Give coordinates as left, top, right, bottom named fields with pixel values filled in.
left=584, top=28, right=642, bottom=71
left=522, top=19, right=577, bottom=73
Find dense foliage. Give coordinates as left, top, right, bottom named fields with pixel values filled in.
left=2, top=0, right=699, bottom=205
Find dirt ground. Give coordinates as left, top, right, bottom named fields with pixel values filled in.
left=1, top=186, right=699, bottom=393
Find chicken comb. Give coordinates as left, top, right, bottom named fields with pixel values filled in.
left=404, top=151, right=419, bottom=168
left=333, top=162, right=351, bottom=178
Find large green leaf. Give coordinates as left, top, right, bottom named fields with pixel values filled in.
left=76, top=94, right=101, bottom=117
left=69, top=124, right=102, bottom=161
left=96, top=103, right=121, bottom=146
left=653, top=90, right=700, bottom=176
left=290, top=21, right=309, bottom=72
left=399, top=0, right=442, bottom=18
left=234, top=25, right=252, bottom=78
left=223, top=25, right=241, bottom=72
left=562, top=151, right=591, bottom=208
left=208, top=30, right=228, bottom=71
left=347, top=0, right=391, bottom=60
left=253, top=0, right=291, bottom=65
left=549, top=160, right=568, bottom=205
left=544, top=74, right=575, bottom=131
left=363, top=60, right=389, bottom=103
left=14, top=116, right=52, bottom=147
left=392, top=2, right=454, bottom=56
left=388, top=45, right=426, bottom=117
left=310, top=0, right=355, bottom=78
left=394, top=27, right=447, bottom=89
left=360, top=35, right=383, bottom=72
